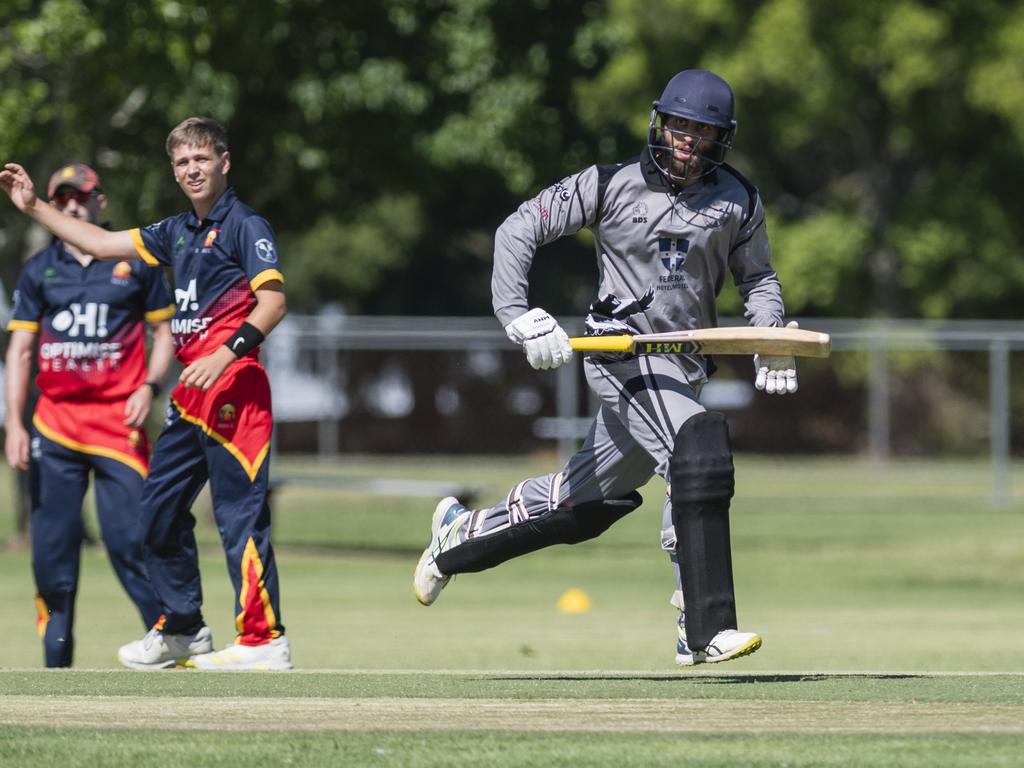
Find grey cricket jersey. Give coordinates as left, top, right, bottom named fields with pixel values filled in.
left=492, top=151, right=785, bottom=382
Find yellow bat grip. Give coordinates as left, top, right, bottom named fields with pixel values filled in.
left=568, top=335, right=635, bottom=353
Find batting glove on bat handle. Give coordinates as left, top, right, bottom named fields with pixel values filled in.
left=504, top=307, right=574, bottom=370
left=754, top=320, right=799, bottom=395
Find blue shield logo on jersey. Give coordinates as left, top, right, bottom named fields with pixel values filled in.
left=659, top=237, right=689, bottom=272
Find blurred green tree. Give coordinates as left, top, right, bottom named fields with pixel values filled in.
left=1, top=0, right=1022, bottom=320
left=0, top=0, right=605, bottom=316
left=574, top=0, right=1024, bottom=319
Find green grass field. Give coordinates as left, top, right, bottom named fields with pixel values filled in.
left=1, top=454, right=1022, bottom=766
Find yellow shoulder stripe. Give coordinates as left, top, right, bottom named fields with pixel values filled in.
left=146, top=304, right=176, bottom=323
left=130, top=228, right=160, bottom=266
left=6, top=320, right=39, bottom=333
left=251, top=269, right=284, bottom=291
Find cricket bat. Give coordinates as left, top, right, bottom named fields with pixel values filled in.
left=569, top=326, right=831, bottom=358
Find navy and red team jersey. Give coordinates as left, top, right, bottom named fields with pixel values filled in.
left=7, top=240, right=175, bottom=402
left=129, top=187, right=284, bottom=366
left=129, top=187, right=283, bottom=480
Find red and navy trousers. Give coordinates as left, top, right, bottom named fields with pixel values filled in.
left=31, top=395, right=162, bottom=667
left=140, top=357, right=284, bottom=645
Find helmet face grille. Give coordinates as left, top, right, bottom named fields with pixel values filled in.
left=647, top=111, right=734, bottom=186
left=647, top=70, right=737, bottom=185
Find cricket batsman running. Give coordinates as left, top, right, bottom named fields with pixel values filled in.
left=415, top=69, right=799, bottom=665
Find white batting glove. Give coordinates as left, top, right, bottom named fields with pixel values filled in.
left=754, top=320, right=799, bottom=395
left=504, top=308, right=574, bottom=370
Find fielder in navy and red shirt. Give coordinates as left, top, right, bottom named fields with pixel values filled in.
left=1, top=118, right=291, bottom=670
left=4, top=163, right=174, bottom=667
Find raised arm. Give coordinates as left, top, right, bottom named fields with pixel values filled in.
left=1, top=163, right=137, bottom=260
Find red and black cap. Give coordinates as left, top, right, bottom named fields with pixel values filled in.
left=47, top=163, right=102, bottom=199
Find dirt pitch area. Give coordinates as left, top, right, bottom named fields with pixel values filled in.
left=3, top=695, right=1022, bottom=734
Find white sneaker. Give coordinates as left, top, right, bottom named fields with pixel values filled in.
left=187, top=635, right=292, bottom=671
left=675, top=617, right=761, bottom=666
left=413, top=496, right=470, bottom=606
left=117, top=626, right=214, bottom=670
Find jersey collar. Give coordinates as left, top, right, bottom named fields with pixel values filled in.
left=187, top=186, right=238, bottom=229
left=641, top=148, right=674, bottom=192
left=52, top=239, right=76, bottom=264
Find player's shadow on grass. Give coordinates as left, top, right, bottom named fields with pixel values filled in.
left=487, top=673, right=925, bottom=684
left=688, top=673, right=924, bottom=684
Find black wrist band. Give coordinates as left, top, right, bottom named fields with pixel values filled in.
left=145, top=381, right=162, bottom=397
left=224, top=321, right=265, bottom=358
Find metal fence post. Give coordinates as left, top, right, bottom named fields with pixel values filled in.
left=868, top=342, right=890, bottom=460
left=989, top=338, right=1011, bottom=506
left=317, top=340, right=340, bottom=457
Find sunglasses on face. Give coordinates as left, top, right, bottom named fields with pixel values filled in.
left=52, top=189, right=97, bottom=206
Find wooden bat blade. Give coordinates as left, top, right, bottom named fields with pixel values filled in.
left=569, top=327, right=832, bottom=358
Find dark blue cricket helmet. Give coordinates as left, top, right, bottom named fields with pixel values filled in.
left=648, top=69, right=737, bottom=185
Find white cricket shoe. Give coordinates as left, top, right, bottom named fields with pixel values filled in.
left=675, top=614, right=761, bottom=666
left=117, top=626, right=214, bottom=670
left=187, top=635, right=293, bottom=671
left=413, top=496, right=470, bottom=606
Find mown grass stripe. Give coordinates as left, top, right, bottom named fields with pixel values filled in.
left=1, top=696, right=1021, bottom=734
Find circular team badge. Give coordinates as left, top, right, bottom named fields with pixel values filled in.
left=254, top=238, right=278, bottom=263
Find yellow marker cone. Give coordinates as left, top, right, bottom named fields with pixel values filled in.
left=557, top=588, right=592, bottom=614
